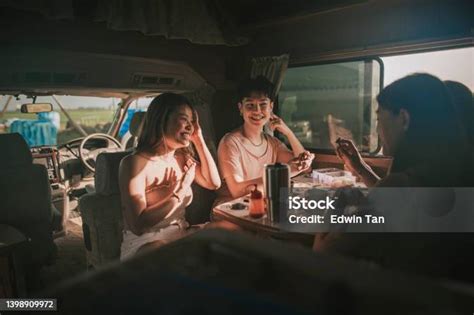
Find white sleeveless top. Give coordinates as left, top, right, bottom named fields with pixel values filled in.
left=120, top=152, right=193, bottom=259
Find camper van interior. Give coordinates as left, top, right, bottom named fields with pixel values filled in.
left=0, top=0, right=473, bottom=314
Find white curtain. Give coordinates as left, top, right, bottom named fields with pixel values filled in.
left=95, top=0, right=247, bottom=46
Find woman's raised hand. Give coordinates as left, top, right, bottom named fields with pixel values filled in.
left=148, top=167, right=179, bottom=197
left=335, top=138, right=364, bottom=173
left=269, top=113, right=291, bottom=135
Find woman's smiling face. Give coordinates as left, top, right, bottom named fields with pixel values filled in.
left=164, top=104, right=195, bottom=149
left=238, top=92, right=273, bottom=127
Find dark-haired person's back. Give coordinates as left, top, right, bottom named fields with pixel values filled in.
left=445, top=80, right=474, bottom=158
left=375, top=73, right=472, bottom=187
left=316, top=73, right=474, bottom=284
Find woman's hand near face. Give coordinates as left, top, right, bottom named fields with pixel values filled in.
left=335, top=139, right=364, bottom=174
left=188, top=110, right=222, bottom=190
left=190, top=110, right=204, bottom=144
left=335, top=138, right=381, bottom=187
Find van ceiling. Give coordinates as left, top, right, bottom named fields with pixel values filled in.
left=0, top=0, right=366, bottom=42
left=0, top=1, right=471, bottom=89
left=221, top=0, right=366, bottom=29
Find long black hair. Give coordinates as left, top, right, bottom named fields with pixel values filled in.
left=376, top=73, right=471, bottom=186
left=136, top=93, right=195, bottom=157
left=444, top=80, right=474, bottom=148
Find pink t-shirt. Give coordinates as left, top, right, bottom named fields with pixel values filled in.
left=216, top=129, right=292, bottom=204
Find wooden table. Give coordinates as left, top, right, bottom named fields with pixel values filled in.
left=212, top=174, right=367, bottom=247
left=212, top=198, right=315, bottom=247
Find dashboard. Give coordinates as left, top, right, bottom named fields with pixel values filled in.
left=31, top=146, right=62, bottom=183
left=31, top=138, right=110, bottom=184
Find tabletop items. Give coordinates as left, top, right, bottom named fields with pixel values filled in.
left=263, top=163, right=290, bottom=222
left=249, top=185, right=265, bottom=218
left=219, top=165, right=359, bottom=223
left=311, top=168, right=356, bottom=188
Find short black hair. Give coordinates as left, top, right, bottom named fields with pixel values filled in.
left=237, top=75, right=275, bottom=101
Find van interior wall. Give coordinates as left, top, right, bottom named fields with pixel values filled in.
left=241, top=0, right=473, bottom=62
left=1, top=7, right=248, bottom=145
left=3, top=0, right=471, bottom=144
left=0, top=7, right=244, bottom=91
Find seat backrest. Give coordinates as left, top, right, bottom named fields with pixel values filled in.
left=94, top=151, right=131, bottom=196
left=80, top=151, right=130, bottom=267
left=129, top=111, right=146, bottom=138
left=0, top=133, right=55, bottom=265
left=124, top=111, right=146, bottom=149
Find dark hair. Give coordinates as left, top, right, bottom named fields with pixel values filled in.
left=376, top=73, right=470, bottom=185
left=136, top=93, right=195, bottom=155
left=444, top=80, right=473, bottom=147
left=237, top=76, right=275, bottom=102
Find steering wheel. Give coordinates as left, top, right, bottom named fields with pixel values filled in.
left=78, top=133, right=123, bottom=172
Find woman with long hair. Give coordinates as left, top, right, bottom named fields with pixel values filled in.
left=119, top=93, right=221, bottom=259
left=336, top=73, right=472, bottom=187
left=444, top=80, right=473, bottom=149
left=315, top=74, right=474, bottom=282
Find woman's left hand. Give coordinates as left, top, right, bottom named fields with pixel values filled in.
left=190, top=110, right=204, bottom=144
left=269, top=113, right=291, bottom=135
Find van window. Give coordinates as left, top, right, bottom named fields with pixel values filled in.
left=381, top=47, right=473, bottom=90
left=278, top=59, right=382, bottom=153
left=0, top=95, right=118, bottom=146
left=118, top=97, right=154, bottom=138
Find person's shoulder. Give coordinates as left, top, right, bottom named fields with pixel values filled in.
left=265, top=133, right=287, bottom=148
left=265, top=133, right=280, bottom=142
left=219, top=129, right=243, bottom=146
left=119, top=152, right=148, bottom=173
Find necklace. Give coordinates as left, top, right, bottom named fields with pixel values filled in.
left=243, top=131, right=264, bottom=146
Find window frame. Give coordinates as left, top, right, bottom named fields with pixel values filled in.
left=276, top=56, right=384, bottom=155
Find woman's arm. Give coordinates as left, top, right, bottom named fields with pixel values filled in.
left=336, top=139, right=380, bottom=187
left=354, top=163, right=380, bottom=187
left=190, top=112, right=221, bottom=190
left=192, top=136, right=221, bottom=190
left=119, top=156, right=180, bottom=235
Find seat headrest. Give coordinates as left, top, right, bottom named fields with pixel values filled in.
left=0, top=133, right=32, bottom=169
left=130, top=112, right=146, bottom=137
left=95, top=151, right=130, bottom=195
